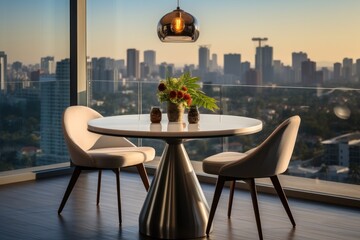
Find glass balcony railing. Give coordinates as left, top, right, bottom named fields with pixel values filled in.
left=89, top=79, right=360, bottom=185
left=1, top=78, right=359, bottom=186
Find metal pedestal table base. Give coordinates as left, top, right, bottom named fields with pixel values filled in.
left=139, top=139, right=210, bottom=239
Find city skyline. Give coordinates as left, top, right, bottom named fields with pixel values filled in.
left=1, top=0, right=360, bottom=67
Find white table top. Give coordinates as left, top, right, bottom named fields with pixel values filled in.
left=88, top=114, right=263, bottom=139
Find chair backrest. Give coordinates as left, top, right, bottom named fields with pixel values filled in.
left=220, top=115, right=301, bottom=178
left=62, top=106, right=134, bottom=166
left=62, top=106, right=103, bottom=166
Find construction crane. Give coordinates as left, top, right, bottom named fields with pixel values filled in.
left=252, top=37, right=268, bottom=47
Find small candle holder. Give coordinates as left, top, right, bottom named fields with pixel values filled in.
left=150, top=106, right=162, bottom=123
left=188, top=105, right=200, bottom=124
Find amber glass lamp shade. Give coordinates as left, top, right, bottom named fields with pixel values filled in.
left=157, top=7, right=199, bottom=43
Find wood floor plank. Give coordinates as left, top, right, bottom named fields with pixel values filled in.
left=0, top=170, right=359, bottom=240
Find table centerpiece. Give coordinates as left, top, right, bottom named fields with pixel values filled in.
left=157, top=72, right=219, bottom=122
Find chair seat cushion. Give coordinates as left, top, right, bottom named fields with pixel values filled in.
left=87, top=147, right=155, bottom=168
left=202, top=152, right=247, bottom=175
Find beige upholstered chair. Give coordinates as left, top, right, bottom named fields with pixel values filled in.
left=58, top=106, right=155, bottom=224
left=203, top=115, right=301, bottom=239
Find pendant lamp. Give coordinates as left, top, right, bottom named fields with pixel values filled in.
left=157, top=0, right=199, bottom=43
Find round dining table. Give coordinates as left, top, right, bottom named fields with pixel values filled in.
left=88, top=113, right=263, bottom=239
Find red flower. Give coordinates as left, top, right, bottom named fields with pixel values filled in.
left=169, top=90, right=177, bottom=99
left=183, top=93, right=192, bottom=106
left=187, top=98, right=192, bottom=106
left=183, top=93, right=191, bottom=100
left=181, top=86, right=188, bottom=91
left=158, top=83, right=166, bottom=91
left=177, top=91, right=184, bottom=99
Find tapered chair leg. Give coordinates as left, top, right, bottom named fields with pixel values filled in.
left=228, top=180, right=236, bottom=218
left=58, top=166, right=82, bottom=214
left=245, top=178, right=263, bottom=240
left=136, top=164, right=150, bottom=191
left=96, top=170, right=102, bottom=205
left=113, top=168, right=122, bottom=225
left=206, top=176, right=226, bottom=236
left=270, top=175, right=296, bottom=227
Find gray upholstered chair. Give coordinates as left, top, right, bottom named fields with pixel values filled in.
left=58, top=106, right=155, bottom=224
left=203, top=115, right=301, bottom=239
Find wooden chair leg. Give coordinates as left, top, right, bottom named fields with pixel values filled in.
left=136, top=163, right=150, bottom=191
left=58, top=166, right=82, bottom=214
left=96, top=170, right=102, bottom=205
left=245, top=178, right=263, bottom=240
left=228, top=180, right=236, bottom=218
left=113, top=168, right=122, bottom=225
left=206, top=176, right=226, bottom=236
left=270, top=175, right=296, bottom=227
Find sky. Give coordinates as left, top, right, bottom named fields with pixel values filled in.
left=1, top=0, right=360, bottom=68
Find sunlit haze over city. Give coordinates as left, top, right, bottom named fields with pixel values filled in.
left=1, top=0, right=360, bottom=68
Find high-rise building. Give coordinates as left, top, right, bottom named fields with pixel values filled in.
left=0, top=51, right=7, bottom=93
left=321, top=67, right=330, bottom=82
left=41, top=56, right=55, bottom=75
left=356, top=59, right=360, bottom=81
left=333, top=62, right=341, bottom=81
left=140, top=62, right=150, bottom=79
left=301, top=59, right=316, bottom=86
left=255, top=45, right=273, bottom=84
left=39, top=58, right=70, bottom=165
left=144, top=50, right=156, bottom=75
left=273, top=60, right=285, bottom=82
left=240, top=61, right=250, bottom=82
left=342, top=58, right=353, bottom=81
left=127, top=48, right=140, bottom=79
left=292, top=52, right=308, bottom=83
left=209, top=53, right=218, bottom=72
left=91, top=57, right=118, bottom=94
left=245, top=69, right=258, bottom=86
left=224, top=54, right=241, bottom=78
left=198, top=46, right=210, bottom=77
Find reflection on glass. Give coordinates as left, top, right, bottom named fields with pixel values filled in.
left=188, top=123, right=200, bottom=131
left=150, top=123, right=162, bottom=132
left=167, top=122, right=186, bottom=132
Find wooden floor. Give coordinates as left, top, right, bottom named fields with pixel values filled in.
left=0, top=171, right=359, bottom=240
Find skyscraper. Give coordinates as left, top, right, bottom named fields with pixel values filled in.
left=39, top=58, right=70, bottom=165
left=127, top=48, right=140, bottom=79
left=356, top=59, right=360, bottom=81
left=198, top=46, right=210, bottom=77
left=224, top=54, right=241, bottom=78
left=158, top=62, right=174, bottom=79
left=240, top=61, right=250, bottom=83
left=91, top=57, right=118, bottom=94
left=342, top=58, right=353, bottom=81
left=209, top=53, right=218, bottom=72
left=0, top=51, right=7, bottom=93
left=333, top=62, right=342, bottom=81
left=144, top=50, right=156, bottom=75
left=255, top=45, right=273, bottom=84
left=292, top=52, right=308, bottom=83
left=40, top=56, right=55, bottom=75
left=301, top=59, right=316, bottom=86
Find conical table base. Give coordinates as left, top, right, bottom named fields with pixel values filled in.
left=139, top=139, right=210, bottom=239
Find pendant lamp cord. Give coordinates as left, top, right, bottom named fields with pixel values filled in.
left=177, top=0, right=180, bottom=9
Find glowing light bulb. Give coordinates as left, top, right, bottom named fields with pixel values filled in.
left=171, top=16, right=185, bottom=33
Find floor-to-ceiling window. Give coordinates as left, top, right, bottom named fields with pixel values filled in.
left=87, top=0, right=360, bottom=185
left=0, top=0, right=359, bottom=189
left=0, top=0, right=70, bottom=171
